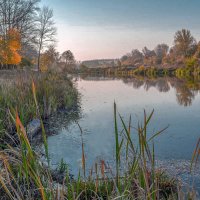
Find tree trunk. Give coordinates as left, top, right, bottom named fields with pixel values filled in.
left=37, top=40, right=43, bottom=72
left=37, top=50, right=41, bottom=72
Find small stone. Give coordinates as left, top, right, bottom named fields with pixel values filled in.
left=26, top=119, right=41, bottom=140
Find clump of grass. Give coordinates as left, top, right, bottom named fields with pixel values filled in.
left=113, top=103, right=176, bottom=199
left=57, top=158, right=68, bottom=173
left=0, top=111, right=52, bottom=199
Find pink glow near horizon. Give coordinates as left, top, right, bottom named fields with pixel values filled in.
left=56, top=25, right=200, bottom=61
left=56, top=25, right=173, bottom=61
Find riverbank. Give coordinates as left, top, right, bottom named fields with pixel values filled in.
left=78, top=65, right=200, bottom=79
left=0, top=70, right=79, bottom=147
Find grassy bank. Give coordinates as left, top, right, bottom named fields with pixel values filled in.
left=0, top=70, right=78, bottom=146
left=113, top=66, right=200, bottom=79
left=0, top=95, right=199, bottom=199
left=78, top=65, right=200, bottom=80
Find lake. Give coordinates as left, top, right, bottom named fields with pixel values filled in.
left=46, top=75, right=200, bottom=188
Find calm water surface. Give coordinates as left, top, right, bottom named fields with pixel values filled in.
left=47, top=76, right=200, bottom=185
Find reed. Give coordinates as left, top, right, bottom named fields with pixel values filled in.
left=191, top=138, right=200, bottom=172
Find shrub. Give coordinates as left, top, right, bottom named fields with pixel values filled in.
left=186, top=57, right=197, bottom=69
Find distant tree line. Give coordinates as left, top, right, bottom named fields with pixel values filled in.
left=120, top=29, right=200, bottom=69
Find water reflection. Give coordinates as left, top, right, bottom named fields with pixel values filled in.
left=45, top=109, right=80, bottom=134
left=46, top=74, right=200, bottom=186
left=78, top=74, right=200, bottom=107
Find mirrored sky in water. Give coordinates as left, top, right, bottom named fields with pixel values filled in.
left=47, top=77, right=200, bottom=175
left=41, top=0, right=200, bottom=60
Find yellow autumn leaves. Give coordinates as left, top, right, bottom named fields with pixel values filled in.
left=0, top=29, right=21, bottom=65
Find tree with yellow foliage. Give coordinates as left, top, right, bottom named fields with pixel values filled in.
left=40, top=46, right=59, bottom=72
left=0, top=29, right=21, bottom=68
left=0, top=0, right=40, bottom=69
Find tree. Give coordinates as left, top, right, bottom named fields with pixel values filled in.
left=142, top=47, right=156, bottom=65
left=154, top=44, right=169, bottom=64
left=40, top=45, right=59, bottom=71
left=142, top=47, right=156, bottom=58
left=154, top=44, right=169, bottom=57
left=120, top=55, right=129, bottom=66
left=45, top=45, right=59, bottom=63
left=35, top=6, right=56, bottom=71
left=121, top=49, right=143, bottom=66
left=174, top=29, right=196, bottom=57
left=20, top=44, right=38, bottom=65
left=194, top=42, right=200, bottom=59
left=0, top=0, right=39, bottom=44
left=0, top=28, right=21, bottom=67
left=129, top=49, right=143, bottom=66
left=0, top=0, right=39, bottom=68
left=61, top=50, right=75, bottom=67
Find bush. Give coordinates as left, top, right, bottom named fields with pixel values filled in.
left=185, top=57, right=197, bottom=69
left=20, top=57, right=33, bottom=68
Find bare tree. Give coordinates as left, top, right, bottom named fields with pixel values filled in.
left=142, top=47, right=156, bottom=58
left=35, top=6, right=56, bottom=71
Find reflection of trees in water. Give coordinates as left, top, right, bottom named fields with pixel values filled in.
left=176, top=86, right=195, bottom=106
left=124, top=77, right=200, bottom=106
left=144, top=80, right=157, bottom=91
left=122, top=78, right=144, bottom=89
left=121, top=76, right=200, bottom=106
left=78, top=74, right=115, bottom=81
left=122, top=78, right=135, bottom=87
left=169, top=77, right=200, bottom=106
left=129, top=78, right=170, bottom=92
left=126, top=78, right=170, bottom=92
left=155, top=79, right=170, bottom=92
left=45, top=110, right=80, bottom=134
left=132, top=79, right=144, bottom=89
left=79, top=74, right=200, bottom=107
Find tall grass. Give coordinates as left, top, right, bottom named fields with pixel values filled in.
left=0, top=76, right=77, bottom=199
left=0, top=71, right=78, bottom=144
left=113, top=105, right=174, bottom=199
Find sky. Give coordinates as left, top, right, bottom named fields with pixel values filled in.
left=41, top=0, right=200, bottom=61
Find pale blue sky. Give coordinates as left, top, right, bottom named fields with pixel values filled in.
left=41, top=0, right=200, bottom=60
